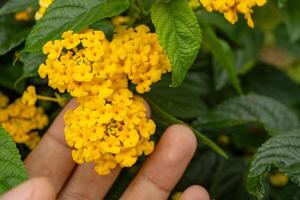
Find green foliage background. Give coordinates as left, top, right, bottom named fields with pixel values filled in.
left=1, top=0, right=300, bottom=199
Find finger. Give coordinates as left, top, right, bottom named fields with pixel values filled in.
left=25, top=100, right=77, bottom=194
left=121, top=124, right=197, bottom=200
left=0, top=177, right=55, bottom=200
left=180, top=186, right=210, bottom=200
left=57, top=164, right=121, bottom=200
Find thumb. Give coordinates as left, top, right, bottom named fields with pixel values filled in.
left=0, top=177, right=55, bottom=200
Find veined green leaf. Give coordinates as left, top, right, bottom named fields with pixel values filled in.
left=193, top=94, right=299, bottom=136
left=0, top=0, right=38, bottom=16
left=200, top=22, right=243, bottom=94
left=24, top=0, right=129, bottom=52
left=210, top=158, right=251, bottom=200
left=15, top=52, right=46, bottom=87
left=0, top=126, right=28, bottom=195
left=151, top=0, right=202, bottom=87
left=0, top=15, right=31, bottom=56
left=147, top=99, right=227, bottom=158
left=145, top=73, right=208, bottom=119
left=0, top=63, right=23, bottom=91
left=247, top=130, right=300, bottom=200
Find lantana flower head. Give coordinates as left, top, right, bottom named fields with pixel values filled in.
left=65, top=90, right=156, bottom=175
left=199, top=0, right=267, bottom=27
left=0, top=92, right=48, bottom=149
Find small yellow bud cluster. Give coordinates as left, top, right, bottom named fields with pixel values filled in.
left=39, top=23, right=171, bottom=175
left=35, top=0, right=54, bottom=20
left=22, top=86, right=37, bottom=106
left=15, top=8, right=32, bottom=21
left=0, top=92, right=48, bottom=149
left=199, top=0, right=267, bottom=27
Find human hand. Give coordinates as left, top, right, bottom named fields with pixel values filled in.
left=0, top=100, right=210, bottom=200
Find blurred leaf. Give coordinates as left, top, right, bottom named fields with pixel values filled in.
left=0, top=15, right=31, bottom=55
left=270, top=183, right=300, bottom=200
left=151, top=0, right=202, bottom=87
left=212, top=39, right=233, bottom=91
left=276, top=0, right=287, bottom=8
left=145, top=73, right=208, bottom=119
left=176, top=150, right=221, bottom=189
left=247, top=130, right=300, bottom=200
left=16, top=52, right=45, bottom=86
left=0, top=126, right=28, bottom=195
left=275, top=24, right=300, bottom=57
left=200, top=22, right=243, bottom=94
left=147, top=99, right=227, bottom=158
left=193, top=94, right=299, bottom=136
left=211, top=158, right=253, bottom=200
left=284, top=0, right=300, bottom=42
left=24, top=0, right=129, bottom=52
left=0, top=0, right=38, bottom=16
left=0, top=63, right=23, bottom=90
left=244, top=66, right=300, bottom=107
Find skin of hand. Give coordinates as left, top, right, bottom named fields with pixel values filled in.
left=0, top=100, right=210, bottom=200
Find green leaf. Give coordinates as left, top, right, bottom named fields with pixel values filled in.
left=24, top=0, right=129, bottom=52
left=146, top=98, right=227, bottom=158
left=176, top=150, right=221, bottom=189
left=284, top=0, right=300, bottom=42
left=0, top=15, right=31, bottom=55
left=90, top=20, right=114, bottom=40
left=193, top=94, right=299, bottom=136
left=15, top=52, right=46, bottom=86
left=0, top=0, right=38, bottom=16
left=277, top=0, right=287, bottom=8
left=245, top=66, right=300, bottom=107
left=145, top=73, right=208, bottom=119
left=247, top=130, right=300, bottom=200
left=0, top=126, right=28, bottom=195
left=0, top=63, right=23, bottom=91
left=200, top=22, right=243, bottom=94
left=210, top=158, right=252, bottom=200
left=151, top=0, right=202, bottom=87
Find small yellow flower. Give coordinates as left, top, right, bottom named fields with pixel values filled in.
left=22, top=86, right=37, bottom=106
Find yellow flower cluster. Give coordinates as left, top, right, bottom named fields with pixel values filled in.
left=0, top=92, right=48, bottom=149
left=199, top=0, right=267, bottom=27
left=65, top=92, right=156, bottom=175
left=39, top=23, right=171, bottom=175
left=35, top=0, right=54, bottom=20
left=39, top=25, right=170, bottom=96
